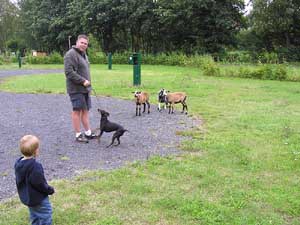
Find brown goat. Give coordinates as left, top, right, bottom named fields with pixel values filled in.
left=165, top=91, right=188, bottom=114
left=133, top=91, right=150, bottom=116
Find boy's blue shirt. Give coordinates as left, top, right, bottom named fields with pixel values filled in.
left=14, top=157, right=54, bottom=207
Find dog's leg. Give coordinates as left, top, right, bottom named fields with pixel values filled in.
left=106, top=133, right=117, bottom=148
left=114, top=136, right=121, bottom=146
left=97, top=130, right=104, bottom=143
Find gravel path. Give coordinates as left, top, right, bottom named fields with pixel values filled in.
left=0, top=69, right=63, bottom=78
left=0, top=69, right=200, bottom=201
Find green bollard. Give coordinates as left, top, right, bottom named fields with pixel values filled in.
left=108, top=52, right=112, bottom=70
left=18, top=53, right=22, bottom=68
left=132, top=53, right=141, bottom=86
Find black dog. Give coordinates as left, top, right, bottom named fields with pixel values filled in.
left=97, top=109, right=127, bottom=147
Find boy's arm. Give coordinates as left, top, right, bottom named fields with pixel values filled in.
left=29, top=164, right=55, bottom=195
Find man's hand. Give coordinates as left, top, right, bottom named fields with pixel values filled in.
left=83, top=80, right=90, bottom=87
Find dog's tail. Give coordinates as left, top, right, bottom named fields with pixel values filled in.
left=121, top=129, right=129, bottom=134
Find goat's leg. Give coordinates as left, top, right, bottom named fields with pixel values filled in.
left=181, top=102, right=185, bottom=113
left=143, top=103, right=146, bottom=113
left=136, top=104, right=138, bottom=116
left=172, top=103, right=174, bottom=114
left=139, top=105, right=141, bottom=116
left=146, top=101, right=150, bottom=114
left=168, top=103, right=171, bottom=114
left=184, top=103, right=188, bottom=114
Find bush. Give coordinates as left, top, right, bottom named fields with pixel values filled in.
left=257, top=52, right=279, bottom=64
left=275, top=46, right=300, bottom=62
left=27, top=56, right=48, bottom=64
left=223, top=64, right=288, bottom=81
left=221, top=51, right=253, bottom=64
left=0, top=55, right=13, bottom=64
left=255, top=64, right=287, bottom=81
left=201, top=56, right=220, bottom=77
left=237, top=67, right=253, bottom=78
left=273, top=64, right=288, bottom=81
left=87, top=49, right=106, bottom=64
left=48, top=52, right=63, bottom=64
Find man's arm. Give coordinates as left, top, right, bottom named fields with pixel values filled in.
left=64, top=51, right=86, bottom=85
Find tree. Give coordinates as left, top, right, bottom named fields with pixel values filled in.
left=0, top=0, right=20, bottom=52
left=250, top=0, right=300, bottom=49
left=155, top=0, right=245, bottom=54
left=17, top=0, right=246, bottom=54
left=19, top=0, right=87, bottom=53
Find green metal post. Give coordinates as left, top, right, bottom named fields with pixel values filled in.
left=108, top=52, right=112, bottom=70
left=133, top=53, right=141, bottom=86
left=18, top=51, right=22, bottom=68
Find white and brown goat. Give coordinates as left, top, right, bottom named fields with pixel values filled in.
left=133, top=91, right=150, bottom=116
left=157, top=88, right=168, bottom=111
left=159, top=89, right=188, bottom=114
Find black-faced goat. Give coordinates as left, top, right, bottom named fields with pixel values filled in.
left=157, top=88, right=168, bottom=111
left=159, top=89, right=188, bottom=114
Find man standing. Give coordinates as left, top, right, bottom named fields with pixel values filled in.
left=64, top=34, right=96, bottom=143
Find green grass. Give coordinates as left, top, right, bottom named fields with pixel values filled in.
left=0, top=63, right=64, bottom=70
left=0, top=64, right=300, bottom=224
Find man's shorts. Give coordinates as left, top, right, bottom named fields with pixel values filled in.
left=69, top=93, right=91, bottom=111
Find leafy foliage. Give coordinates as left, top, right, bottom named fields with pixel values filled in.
left=15, top=0, right=245, bottom=54
left=0, top=0, right=20, bottom=52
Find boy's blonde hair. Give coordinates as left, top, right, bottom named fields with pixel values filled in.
left=20, top=135, right=39, bottom=157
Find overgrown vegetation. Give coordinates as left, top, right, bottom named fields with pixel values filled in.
left=1, top=52, right=296, bottom=82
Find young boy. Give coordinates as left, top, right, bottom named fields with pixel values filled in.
left=14, top=135, right=55, bottom=225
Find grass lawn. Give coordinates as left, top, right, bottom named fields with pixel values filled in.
left=0, top=64, right=300, bottom=224
left=0, top=64, right=64, bottom=70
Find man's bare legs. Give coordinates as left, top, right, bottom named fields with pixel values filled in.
left=71, top=111, right=81, bottom=133
left=81, top=110, right=91, bottom=131
left=72, top=110, right=91, bottom=131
